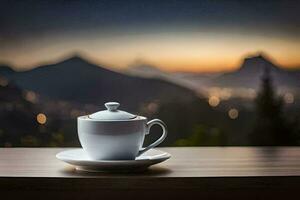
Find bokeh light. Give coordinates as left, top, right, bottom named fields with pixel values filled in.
left=147, top=102, right=159, bottom=113
left=36, top=113, right=47, bottom=124
left=228, top=108, right=239, bottom=119
left=208, top=96, right=220, bottom=107
left=284, top=93, right=294, bottom=104
left=24, top=91, right=38, bottom=103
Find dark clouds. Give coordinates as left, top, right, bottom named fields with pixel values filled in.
left=1, top=0, right=300, bottom=42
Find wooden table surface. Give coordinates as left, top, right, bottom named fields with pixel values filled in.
left=1, top=147, right=300, bottom=199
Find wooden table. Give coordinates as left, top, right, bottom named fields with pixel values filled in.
left=0, top=147, right=299, bottom=199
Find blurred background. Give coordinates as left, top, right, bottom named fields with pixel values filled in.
left=0, top=0, right=299, bottom=147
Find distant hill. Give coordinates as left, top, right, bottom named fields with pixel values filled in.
left=125, top=63, right=212, bottom=94
left=0, top=65, right=15, bottom=77
left=125, top=53, right=300, bottom=95
left=0, top=56, right=198, bottom=111
left=125, top=64, right=168, bottom=78
left=213, top=54, right=300, bottom=89
left=0, top=79, right=39, bottom=146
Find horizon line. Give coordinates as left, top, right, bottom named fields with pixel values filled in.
left=1, top=51, right=300, bottom=74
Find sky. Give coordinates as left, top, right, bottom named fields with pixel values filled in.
left=0, top=0, right=300, bottom=72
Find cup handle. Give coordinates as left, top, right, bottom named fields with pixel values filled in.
left=137, top=119, right=167, bottom=157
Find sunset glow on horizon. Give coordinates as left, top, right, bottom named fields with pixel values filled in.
left=2, top=29, right=300, bottom=73
left=1, top=1, right=299, bottom=72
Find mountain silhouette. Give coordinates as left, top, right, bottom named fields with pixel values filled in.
left=125, top=63, right=212, bottom=94
left=238, top=54, right=280, bottom=73
left=126, top=63, right=167, bottom=78
left=0, top=65, right=15, bottom=76
left=0, top=55, right=198, bottom=111
left=213, top=53, right=300, bottom=89
left=122, top=53, right=300, bottom=98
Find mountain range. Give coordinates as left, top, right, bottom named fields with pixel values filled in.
left=1, top=53, right=299, bottom=147
left=0, top=56, right=198, bottom=111
left=213, top=54, right=300, bottom=89
left=1, top=52, right=299, bottom=106
left=126, top=53, right=300, bottom=96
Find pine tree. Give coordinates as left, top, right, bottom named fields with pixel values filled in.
left=251, top=67, right=293, bottom=145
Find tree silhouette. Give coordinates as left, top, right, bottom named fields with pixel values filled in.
left=250, top=67, right=294, bottom=145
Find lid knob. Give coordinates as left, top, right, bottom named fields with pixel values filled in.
left=88, top=102, right=136, bottom=120
left=105, top=102, right=120, bottom=112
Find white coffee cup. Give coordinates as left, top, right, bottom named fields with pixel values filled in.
left=77, top=102, right=167, bottom=160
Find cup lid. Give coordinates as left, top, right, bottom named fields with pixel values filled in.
left=88, top=102, right=136, bottom=120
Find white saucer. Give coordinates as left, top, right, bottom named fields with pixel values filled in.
left=56, top=148, right=171, bottom=172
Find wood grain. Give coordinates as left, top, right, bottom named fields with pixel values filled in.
left=0, top=147, right=299, bottom=199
